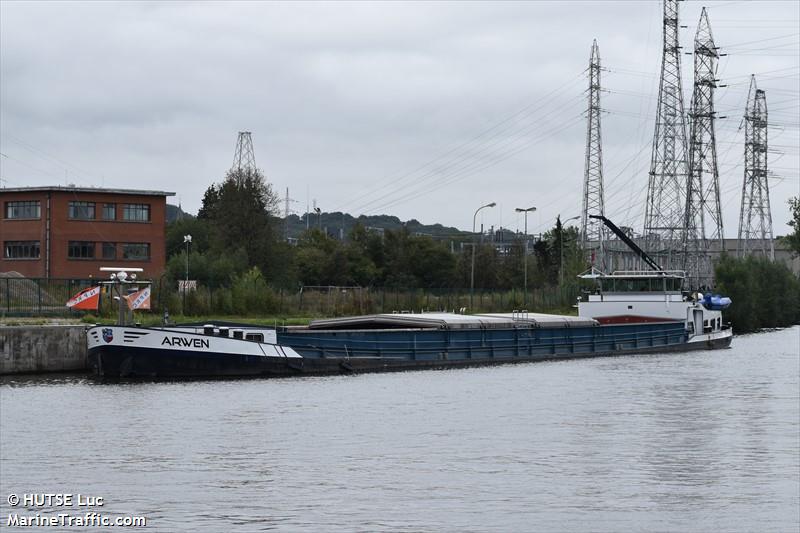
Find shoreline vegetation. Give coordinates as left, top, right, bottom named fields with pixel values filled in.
left=3, top=172, right=798, bottom=335
left=3, top=259, right=797, bottom=335
left=158, top=168, right=800, bottom=334
left=74, top=255, right=800, bottom=335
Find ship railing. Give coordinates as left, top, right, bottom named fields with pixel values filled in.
left=609, top=270, right=686, bottom=278
left=511, top=309, right=529, bottom=321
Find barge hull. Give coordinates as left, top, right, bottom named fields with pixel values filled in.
left=88, top=333, right=731, bottom=379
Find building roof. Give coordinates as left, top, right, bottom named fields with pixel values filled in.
left=0, top=186, right=175, bottom=197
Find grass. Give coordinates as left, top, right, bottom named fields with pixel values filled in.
left=80, top=314, right=314, bottom=326
left=0, top=317, right=83, bottom=326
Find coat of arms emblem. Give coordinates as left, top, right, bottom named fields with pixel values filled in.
left=102, top=328, right=114, bottom=343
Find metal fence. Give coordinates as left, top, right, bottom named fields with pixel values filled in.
left=0, top=277, right=581, bottom=318
left=0, top=277, right=98, bottom=317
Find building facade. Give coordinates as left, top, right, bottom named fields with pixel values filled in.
left=1, top=186, right=174, bottom=279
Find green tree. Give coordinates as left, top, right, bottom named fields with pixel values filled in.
left=198, top=168, right=280, bottom=276
left=497, top=240, right=525, bottom=290
left=785, top=196, right=800, bottom=256
left=406, top=235, right=457, bottom=288
left=382, top=228, right=419, bottom=288
left=349, top=223, right=385, bottom=283
left=295, top=229, right=338, bottom=286
left=715, top=254, right=800, bottom=332
left=165, top=217, right=211, bottom=258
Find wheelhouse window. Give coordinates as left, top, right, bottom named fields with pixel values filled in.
left=122, top=203, right=150, bottom=222
left=102, top=242, right=116, bottom=260
left=102, top=203, right=116, bottom=220
left=610, top=278, right=655, bottom=292
left=665, top=277, right=683, bottom=291
left=68, top=201, right=95, bottom=220
left=122, top=243, right=150, bottom=261
left=4, top=241, right=40, bottom=259
left=5, top=201, right=40, bottom=219
left=609, top=277, right=683, bottom=292
left=68, top=241, right=95, bottom=259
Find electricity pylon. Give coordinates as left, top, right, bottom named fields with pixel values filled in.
left=232, top=131, right=257, bottom=186
left=581, top=39, right=606, bottom=271
left=684, top=7, right=724, bottom=289
left=738, top=76, right=774, bottom=260
left=643, top=0, right=690, bottom=272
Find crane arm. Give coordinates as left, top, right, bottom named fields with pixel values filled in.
left=589, top=215, right=663, bottom=272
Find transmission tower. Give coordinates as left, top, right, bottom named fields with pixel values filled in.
left=643, top=0, right=690, bottom=272
left=684, top=7, right=724, bottom=289
left=231, top=131, right=257, bottom=185
left=737, top=76, right=774, bottom=260
left=581, top=39, right=606, bottom=271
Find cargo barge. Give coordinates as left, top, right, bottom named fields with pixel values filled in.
left=88, top=312, right=730, bottom=379
left=86, top=216, right=732, bottom=378
left=87, top=269, right=732, bottom=378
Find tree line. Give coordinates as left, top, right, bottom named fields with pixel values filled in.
left=163, top=169, right=800, bottom=331
left=165, top=168, right=585, bottom=292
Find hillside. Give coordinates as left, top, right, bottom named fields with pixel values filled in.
left=167, top=204, right=471, bottom=240
left=283, top=212, right=471, bottom=241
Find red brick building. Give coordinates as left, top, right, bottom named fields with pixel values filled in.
left=1, top=186, right=175, bottom=279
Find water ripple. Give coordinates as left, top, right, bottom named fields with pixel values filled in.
left=1, top=326, right=798, bottom=532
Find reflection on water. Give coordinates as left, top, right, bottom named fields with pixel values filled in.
left=1, top=327, right=798, bottom=532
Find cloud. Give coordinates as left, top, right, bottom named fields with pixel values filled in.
left=1, top=1, right=797, bottom=236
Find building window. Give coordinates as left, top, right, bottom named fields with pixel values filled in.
left=68, top=201, right=96, bottom=220
left=102, top=242, right=116, bottom=260
left=5, top=201, right=41, bottom=219
left=122, top=243, right=150, bottom=261
left=122, top=204, right=150, bottom=222
left=102, top=203, right=116, bottom=220
left=68, top=241, right=95, bottom=259
left=4, top=241, right=40, bottom=259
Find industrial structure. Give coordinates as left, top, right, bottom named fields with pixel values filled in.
left=684, top=7, right=724, bottom=289
left=642, top=0, right=691, bottom=273
left=737, top=76, right=774, bottom=260
left=585, top=0, right=782, bottom=289
left=231, top=131, right=258, bottom=184
left=580, top=39, right=606, bottom=271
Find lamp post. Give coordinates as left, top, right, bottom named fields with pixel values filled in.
left=515, top=206, right=537, bottom=305
left=183, top=234, right=192, bottom=316
left=559, top=216, right=580, bottom=285
left=314, top=207, right=322, bottom=232
left=470, top=202, right=496, bottom=303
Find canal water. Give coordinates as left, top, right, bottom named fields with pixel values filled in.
left=1, top=326, right=798, bottom=532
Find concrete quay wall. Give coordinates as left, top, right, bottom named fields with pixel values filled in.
left=0, top=325, right=88, bottom=374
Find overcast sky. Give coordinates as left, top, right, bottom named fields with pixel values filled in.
left=1, top=0, right=798, bottom=236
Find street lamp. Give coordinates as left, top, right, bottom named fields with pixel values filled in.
left=559, top=216, right=580, bottom=285
left=314, top=207, right=322, bottom=232
left=515, top=206, right=537, bottom=305
left=470, top=202, right=496, bottom=301
left=183, top=234, right=192, bottom=316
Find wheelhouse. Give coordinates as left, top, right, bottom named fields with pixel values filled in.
left=582, top=270, right=685, bottom=294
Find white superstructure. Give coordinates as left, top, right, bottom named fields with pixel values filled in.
left=577, top=270, right=732, bottom=345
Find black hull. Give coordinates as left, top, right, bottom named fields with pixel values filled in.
left=88, top=335, right=732, bottom=380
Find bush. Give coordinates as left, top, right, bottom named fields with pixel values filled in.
left=715, top=254, right=800, bottom=332
left=231, top=267, right=278, bottom=315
